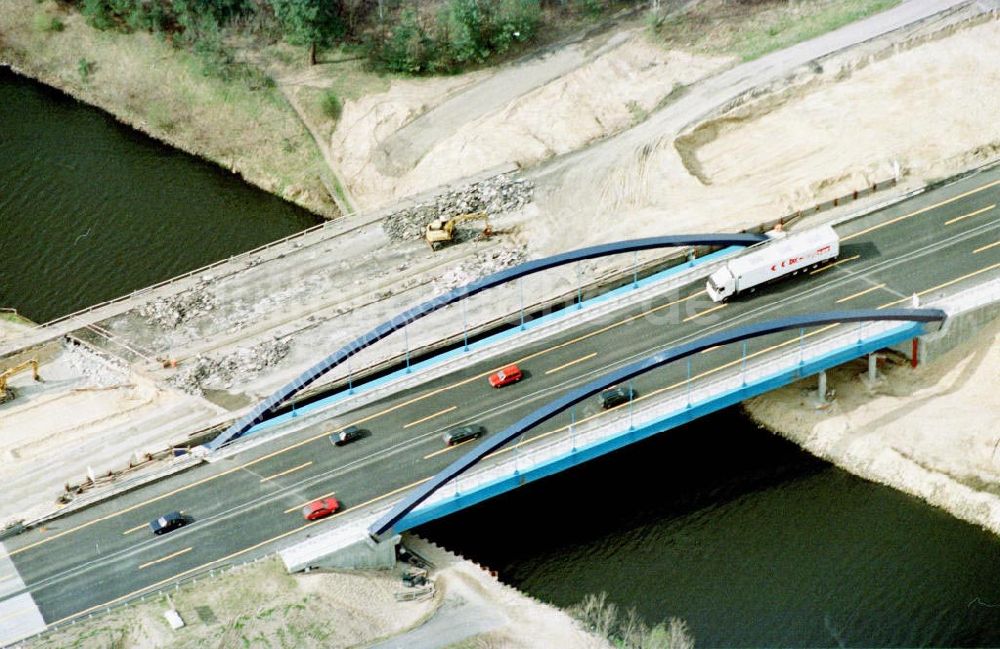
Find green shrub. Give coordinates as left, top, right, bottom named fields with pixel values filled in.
left=320, top=90, right=342, bottom=121
left=77, top=57, right=94, bottom=81
left=32, top=12, right=65, bottom=32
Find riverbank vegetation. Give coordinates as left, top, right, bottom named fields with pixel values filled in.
left=68, top=0, right=623, bottom=73
left=568, top=591, right=695, bottom=649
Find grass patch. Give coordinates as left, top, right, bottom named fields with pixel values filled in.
left=0, top=310, right=37, bottom=326
left=650, top=0, right=902, bottom=61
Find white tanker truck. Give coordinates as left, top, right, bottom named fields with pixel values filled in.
left=706, top=224, right=840, bottom=302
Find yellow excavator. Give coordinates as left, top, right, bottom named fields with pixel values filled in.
left=424, top=211, right=493, bottom=250
left=0, top=358, right=42, bottom=404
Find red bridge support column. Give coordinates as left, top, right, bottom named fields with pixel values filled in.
left=911, top=338, right=919, bottom=368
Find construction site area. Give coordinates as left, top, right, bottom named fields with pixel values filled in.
left=2, top=0, right=1000, bottom=645
left=2, top=0, right=999, bottom=529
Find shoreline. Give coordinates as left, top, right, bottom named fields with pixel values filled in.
left=0, top=0, right=340, bottom=220
left=745, top=315, right=1000, bottom=538
left=0, top=60, right=331, bottom=223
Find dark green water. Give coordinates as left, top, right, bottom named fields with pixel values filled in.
left=420, top=408, right=1000, bottom=647
left=0, top=67, right=319, bottom=323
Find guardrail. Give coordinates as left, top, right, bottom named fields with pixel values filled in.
left=387, top=314, right=937, bottom=534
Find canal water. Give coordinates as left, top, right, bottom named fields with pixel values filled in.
left=6, top=68, right=1000, bottom=647
left=0, top=67, right=319, bottom=323
left=420, top=407, right=1000, bottom=647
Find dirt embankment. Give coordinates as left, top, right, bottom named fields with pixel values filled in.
left=330, top=28, right=733, bottom=212
left=745, top=316, right=1000, bottom=538
left=28, top=537, right=607, bottom=649
left=523, top=5, right=1000, bottom=255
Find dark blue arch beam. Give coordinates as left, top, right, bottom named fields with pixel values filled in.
left=369, top=307, right=946, bottom=539
left=208, top=234, right=768, bottom=450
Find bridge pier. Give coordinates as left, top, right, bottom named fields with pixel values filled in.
left=867, top=352, right=879, bottom=387
left=817, top=370, right=828, bottom=405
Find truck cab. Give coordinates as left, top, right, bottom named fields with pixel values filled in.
left=706, top=268, right=736, bottom=302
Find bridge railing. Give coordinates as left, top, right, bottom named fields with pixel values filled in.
left=409, top=318, right=917, bottom=517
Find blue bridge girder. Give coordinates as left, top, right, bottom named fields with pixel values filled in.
left=208, top=233, right=768, bottom=450
left=369, top=307, right=946, bottom=540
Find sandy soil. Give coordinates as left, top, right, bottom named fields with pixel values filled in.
left=690, top=19, right=1000, bottom=208
left=28, top=556, right=435, bottom=649
left=27, top=537, right=606, bottom=649
left=0, top=341, right=223, bottom=526
left=745, top=316, right=1000, bottom=536
left=395, top=536, right=610, bottom=649
left=330, top=28, right=732, bottom=211
left=523, top=0, right=989, bottom=254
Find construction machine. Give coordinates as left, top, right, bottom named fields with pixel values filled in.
left=424, top=211, right=493, bottom=249
left=0, top=358, right=41, bottom=404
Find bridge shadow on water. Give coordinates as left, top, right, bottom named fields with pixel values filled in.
left=418, top=406, right=1000, bottom=647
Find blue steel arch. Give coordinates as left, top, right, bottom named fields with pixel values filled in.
left=369, top=307, right=946, bottom=539
left=208, top=234, right=768, bottom=449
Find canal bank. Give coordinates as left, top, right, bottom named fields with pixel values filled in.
left=0, top=67, right=320, bottom=322
left=745, top=309, right=1000, bottom=539
left=0, top=1, right=338, bottom=218
left=418, top=402, right=1000, bottom=646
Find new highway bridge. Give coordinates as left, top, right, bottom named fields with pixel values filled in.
left=2, top=165, right=1000, bottom=642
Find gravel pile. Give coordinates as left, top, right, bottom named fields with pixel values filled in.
left=137, top=282, right=218, bottom=329
left=383, top=173, right=533, bottom=241
left=434, top=246, right=527, bottom=293
left=63, top=341, right=128, bottom=388
left=168, top=338, right=291, bottom=395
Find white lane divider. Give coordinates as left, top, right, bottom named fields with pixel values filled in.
left=0, top=543, right=47, bottom=645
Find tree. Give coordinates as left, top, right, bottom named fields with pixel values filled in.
left=270, top=0, right=343, bottom=64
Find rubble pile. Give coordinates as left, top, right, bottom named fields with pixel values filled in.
left=63, top=342, right=128, bottom=388
left=434, top=246, right=527, bottom=293
left=168, top=337, right=291, bottom=395
left=137, top=282, right=218, bottom=329
left=383, top=173, right=533, bottom=241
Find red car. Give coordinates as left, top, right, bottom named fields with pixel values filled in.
left=302, top=497, right=341, bottom=521
left=488, top=364, right=523, bottom=388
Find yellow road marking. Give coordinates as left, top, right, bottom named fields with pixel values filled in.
left=683, top=303, right=726, bottom=322
left=486, top=324, right=845, bottom=462
left=974, top=241, right=1000, bottom=254
left=878, top=261, right=1000, bottom=308
left=835, top=283, right=886, bottom=304
left=49, top=476, right=435, bottom=628
left=842, top=179, right=1000, bottom=242
left=544, top=352, right=597, bottom=375
left=810, top=254, right=860, bottom=275
left=122, top=522, right=147, bottom=536
left=423, top=438, right=478, bottom=460
left=404, top=405, right=457, bottom=429
left=17, top=179, right=1000, bottom=556
left=260, top=461, right=313, bottom=483
left=9, top=292, right=707, bottom=558
left=284, top=491, right=337, bottom=514
left=944, top=204, right=995, bottom=226
left=138, top=547, right=192, bottom=570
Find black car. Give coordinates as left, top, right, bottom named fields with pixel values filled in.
left=442, top=425, right=484, bottom=446
left=599, top=386, right=636, bottom=410
left=149, top=511, right=189, bottom=536
left=330, top=425, right=366, bottom=446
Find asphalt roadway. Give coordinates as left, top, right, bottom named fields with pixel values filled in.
left=3, top=165, right=1000, bottom=634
